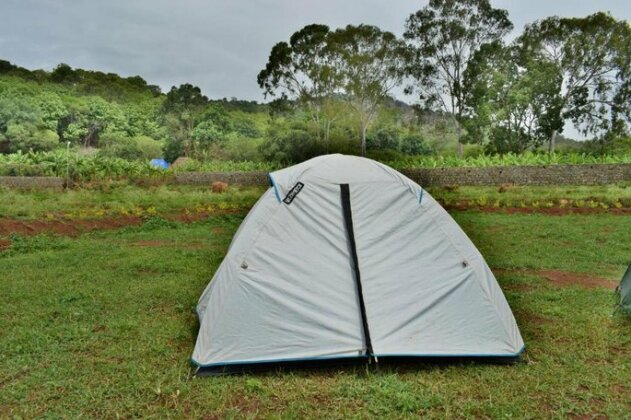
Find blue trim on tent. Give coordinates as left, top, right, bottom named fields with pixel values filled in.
left=419, top=188, right=424, bottom=204
left=190, top=345, right=525, bottom=368
left=268, top=174, right=282, bottom=203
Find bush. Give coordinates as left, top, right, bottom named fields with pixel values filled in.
left=7, top=124, right=59, bottom=152
left=259, top=128, right=325, bottom=163
left=99, top=133, right=162, bottom=161
left=133, top=136, right=163, bottom=159
left=224, top=135, right=264, bottom=161
left=399, top=133, right=432, bottom=155
left=367, top=127, right=399, bottom=151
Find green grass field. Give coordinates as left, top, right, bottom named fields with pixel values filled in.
left=1, top=187, right=630, bottom=418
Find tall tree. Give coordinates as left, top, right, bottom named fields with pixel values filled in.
left=257, top=24, right=339, bottom=143
left=463, top=43, right=561, bottom=154
left=328, top=24, right=406, bottom=156
left=404, top=0, right=513, bottom=157
left=161, top=84, right=208, bottom=157
left=517, top=12, right=631, bottom=152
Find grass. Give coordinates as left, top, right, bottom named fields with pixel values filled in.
left=428, top=184, right=631, bottom=205
left=1, top=188, right=631, bottom=417
left=0, top=184, right=265, bottom=220
left=1, top=183, right=630, bottom=221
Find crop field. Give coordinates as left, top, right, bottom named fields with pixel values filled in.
left=1, top=185, right=630, bottom=418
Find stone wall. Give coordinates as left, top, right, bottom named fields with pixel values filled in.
left=1, top=164, right=629, bottom=189
left=401, top=164, right=631, bottom=186
left=175, top=163, right=631, bottom=187
left=0, top=176, right=65, bottom=189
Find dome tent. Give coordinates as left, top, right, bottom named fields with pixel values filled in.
left=192, top=154, right=524, bottom=374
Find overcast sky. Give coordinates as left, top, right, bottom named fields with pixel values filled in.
left=0, top=0, right=629, bottom=102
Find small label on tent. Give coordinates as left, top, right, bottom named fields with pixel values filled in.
left=283, top=182, right=304, bottom=205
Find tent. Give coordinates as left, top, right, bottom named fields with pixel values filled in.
left=149, top=158, right=169, bottom=169
left=618, top=261, right=631, bottom=314
left=192, top=154, right=524, bottom=373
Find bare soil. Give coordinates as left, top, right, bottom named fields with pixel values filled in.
left=497, top=268, right=618, bottom=290
left=443, top=204, right=631, bottom=215
left=0, top=209, right=245, bottom=240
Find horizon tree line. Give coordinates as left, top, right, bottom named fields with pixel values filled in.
left=258, top=0, right=631, bottom=157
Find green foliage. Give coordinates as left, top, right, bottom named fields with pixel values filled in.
left=404, top=0, right=513, bottom=155
left=517, top=12, right=631, bottom=150
left=399, top=133, right=433, bottom=155
left=386, top=151, right=631, bottom=169
left=99, top=134, right=163, bottom=160
left=2, top=7, right=631, bottom=164
left=260, top=125, right=324, bottom=163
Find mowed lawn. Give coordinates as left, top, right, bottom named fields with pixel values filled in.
left=1, top=188, right=631, bottom=417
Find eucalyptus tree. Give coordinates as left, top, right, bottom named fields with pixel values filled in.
left=328, top=24, right=407, bottom=156
left=404, top=0, right=513, bottom=157
left=463, top=43, right=561, bottom=154
left=257, top=24, right=339, bottom=143
left=517, top=12, right=631, bottom=152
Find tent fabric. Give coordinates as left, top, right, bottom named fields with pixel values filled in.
left=192, top=154, right=524, bottom=368
left=619, top=261, right=631, bottom=314
left=149, top=158, right=169, bottom=169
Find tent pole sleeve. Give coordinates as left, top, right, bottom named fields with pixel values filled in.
left=340, top=184, right=374, bottom=361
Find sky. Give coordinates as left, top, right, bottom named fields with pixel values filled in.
left=0, top=0, right=630, bottom=103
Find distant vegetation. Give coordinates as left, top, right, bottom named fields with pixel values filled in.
left=0, top=0, right=630, bottom=170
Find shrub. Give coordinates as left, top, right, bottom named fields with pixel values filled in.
left=7, top=124, right=59, bottom=152
left=399, top=133, right=432, bottom=155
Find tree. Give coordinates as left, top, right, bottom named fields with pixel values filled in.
left=404, top=0, right=513, bottom=157
left=161, top=84, right=208, bottom=157
left=50, top=63, right=78, bottom=84
left=257, top=24, right=339, bottom=143
left=328, top=24, right=407, bottom=156
left=517, top=12, right=631, bottom=152
left=463, top=43, right=561, bottom=154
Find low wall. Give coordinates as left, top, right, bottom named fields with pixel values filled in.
left=401, top=164, right=631, bottom=186
left=0, top=176, right=65, bottom=189
left=1, top=163, right=629, bottom=189
left=175, top=163, right=631, bottom=187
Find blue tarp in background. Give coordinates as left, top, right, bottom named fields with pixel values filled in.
left=150, top=158, right=169, bottom=169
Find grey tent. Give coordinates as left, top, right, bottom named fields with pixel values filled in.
left=192, top=155, right=524, bottom=373
left=619, top=262, right=631, bottom=314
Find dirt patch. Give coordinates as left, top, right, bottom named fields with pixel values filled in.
left=0, top=209, right=246, bottom=239
left=0, top=216, right=143, bottom=237
left=0, top=239, right=10, bottom=251
left=611, top=384, right=626, bottom=395
left=540, top=270, right=618, bottom=290
left=443, top=204, right=631, bottom=216
left=230, top=392, right=260, bottom=416
left=513, top=309, right=550, bottom=325
left=171, top=209, right=242, bottom=223
left=496, top=268, right=617, bottom=290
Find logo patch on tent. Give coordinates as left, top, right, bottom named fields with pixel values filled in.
left=283, top=182, right=304, bottom=205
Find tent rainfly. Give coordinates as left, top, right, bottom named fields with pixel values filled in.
left=618, top=261, right=631, bottom=315
left=192, top=154, right=525, bottom=373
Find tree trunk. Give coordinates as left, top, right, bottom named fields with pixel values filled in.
left=548, top=130, right=557, bottom=154
left=360, top=123, right=367, bottom=157
left=456, top=123, right=463, bottom=159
